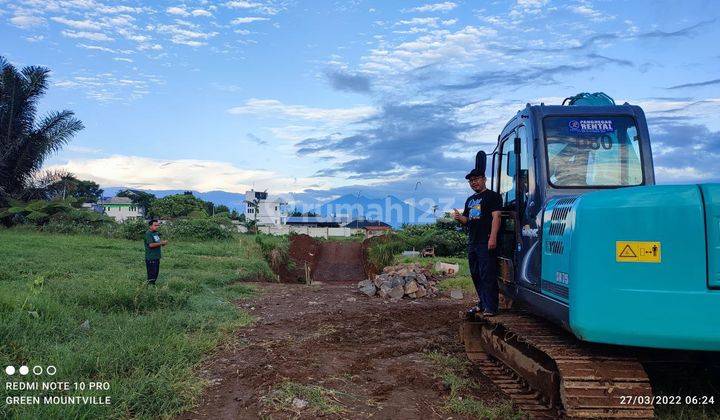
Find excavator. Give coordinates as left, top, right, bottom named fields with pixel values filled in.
left=460, top=93, right=720, bottom=418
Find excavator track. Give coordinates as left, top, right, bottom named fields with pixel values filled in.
left=459, top=310, right=654, bottom=418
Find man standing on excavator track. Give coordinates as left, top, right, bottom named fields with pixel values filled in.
left=453, top=168, right=502, bottom=317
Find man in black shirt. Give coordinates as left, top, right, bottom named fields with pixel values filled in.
left=453, top=168, right=502, bottom=316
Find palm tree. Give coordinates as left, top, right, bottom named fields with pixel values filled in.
left=0, top=56, right=84, bottom=200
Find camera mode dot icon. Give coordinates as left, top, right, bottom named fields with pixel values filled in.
left=5, top=366, right=15, bottom=375
left=19, top=365, right=29, bottom=375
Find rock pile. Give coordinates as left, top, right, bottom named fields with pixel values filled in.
left=357, top=263, right=439, bottom=300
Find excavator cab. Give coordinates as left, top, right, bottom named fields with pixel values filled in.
left=486, top=93, right=657, bottom=321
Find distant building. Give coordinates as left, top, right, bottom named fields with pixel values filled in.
left=364, top=225, right=392, bottom=238
left=81, top=202, right=104, bottom=213
left=245, top=190, right=287, bottom=226
left=285, top=216, right=357, bottom=227
left=344, top=219, right=392, bottom=238
left=98, top=196, right=144, bottom=222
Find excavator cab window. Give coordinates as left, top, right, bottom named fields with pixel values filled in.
left=544, top=116, right=644, bottom=188
left=499, top=127, right=529, bottom=209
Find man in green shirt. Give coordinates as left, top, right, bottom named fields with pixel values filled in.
left=144, top=219, right=168, bottom=284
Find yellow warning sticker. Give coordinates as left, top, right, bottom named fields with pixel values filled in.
left=616, top=241, right=661, bottom=263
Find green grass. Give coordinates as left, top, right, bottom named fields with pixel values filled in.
left=0, top=229, right=272, bottom=419
left=425, top=351, right=521, bottom=420
left=265, top=381, right=345, bottom=415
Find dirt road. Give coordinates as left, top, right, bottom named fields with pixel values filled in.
left=178, top=282, right=510, bottom=419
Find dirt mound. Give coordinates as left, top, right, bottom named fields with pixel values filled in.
left=313, top=241, right=365, bottom=282
left=277, top=236, right=366, bottom=283
left=275, top=234, right=321, bottom=283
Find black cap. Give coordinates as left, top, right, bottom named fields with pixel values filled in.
left=465, top=169, right=485, bottom=180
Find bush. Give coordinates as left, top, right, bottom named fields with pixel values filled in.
left=367, top=237, right=404, bottom=269
left=397, top=224, right=466, bottom=257
left=161, top=218, right=233, bottom=241
left=254, top=234, right=292, bottom=271
left=42, top=220, right=97, bottom=235
left=115, top=218, right=148, bottom=240
left=211, top=214, right=234, bottom=228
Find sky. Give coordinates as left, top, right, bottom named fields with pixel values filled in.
left=2, top=0, right=719, bottom=208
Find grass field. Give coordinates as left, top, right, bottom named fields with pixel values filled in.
left=0, top=229, right=272, bottom=419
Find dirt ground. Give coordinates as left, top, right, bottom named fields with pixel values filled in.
left=178, top=282, right=509, bottom=419
left=312, top=242, right=366, bottom=282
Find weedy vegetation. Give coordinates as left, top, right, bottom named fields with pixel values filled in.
left=425, top=351, right=522, bottom=420
left=0, top=229, right=271, bottom=419
left=265, top=381, right=345, bottom=415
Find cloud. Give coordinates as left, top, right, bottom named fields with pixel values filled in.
left=225, top=1, right=263, bottom=8
left=568, top=4, right=613, bottom=22
left=77, top=43, right=122, bottom=53
left=510, top=0, right=549, bottom=19
left=395, top=17, right=456, bottom=28
left=156, top=24, right=218, bottom=46
left=45, top=155, right=323, bottom=194
left=495, top=19, right=715, bottom=55
left=667, top=78, right=720, bottom=90
left=10, top=14, right=45, bottom=29
left=227, top=99, right=376, bottom=123
left=95, top=4, right=145, bottom=14
left=247, top=132, right=268, bottom=145
left=51, top=16, right=102, bottom=30
left=166, top=6, right=190, bottom=17
left=137, top=43, right=163, bottom=51
left=586, top=53, right=633, bottom=67
left=61, top=30, right=114, bottom=42
left=224, top=1, right=281, bottom=14
left=638, top=18, right=716, bottom=39
left=231, top=17, right=269, bottom=24
left=649, top=120, right=720, bottom=183
left=53, top=73, right=163, bottom=102
left=325, top=69, right=372, bottom=93
left=406, top=2, right=457, bottom=13
left=66, top=145, right=102, bottom=154
left=191, top=9, right=212, bottom=17
left=362, top=25, right=499, bottom=75
left=438, top=52, right=640, bottom=92
left=295, top=101, right=479, bottom=183
left=439, top=64, right=598, bottom=91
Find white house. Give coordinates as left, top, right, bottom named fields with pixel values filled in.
left=244, top=190, right=287, bottom=226
left=98, top=196, right=144, bottom=222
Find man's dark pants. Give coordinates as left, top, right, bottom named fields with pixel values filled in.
left=146, top=259, right=160, bottom=283
left=467, top=243, right=498, bottom=313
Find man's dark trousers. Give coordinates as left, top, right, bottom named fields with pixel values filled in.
left=467, top=243, right=498, bottom=313
left=146, top=259, right=160, bottom=282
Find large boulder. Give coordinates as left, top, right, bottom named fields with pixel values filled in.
left=388, top=284, right=404, bottom=300
left=358, top=279, right=377, bottom=297
left=404, top=280, right=419, bottom=295
left=378, top=283, right=391, bottom=298
left=415, top=273, right=428, bottom=285
left=373, top=274, right=387, bottom=288
left=388, top=277, right=404, bottom=289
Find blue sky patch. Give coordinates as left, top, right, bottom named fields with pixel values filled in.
left=1, top=0, right=719, bottom=209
